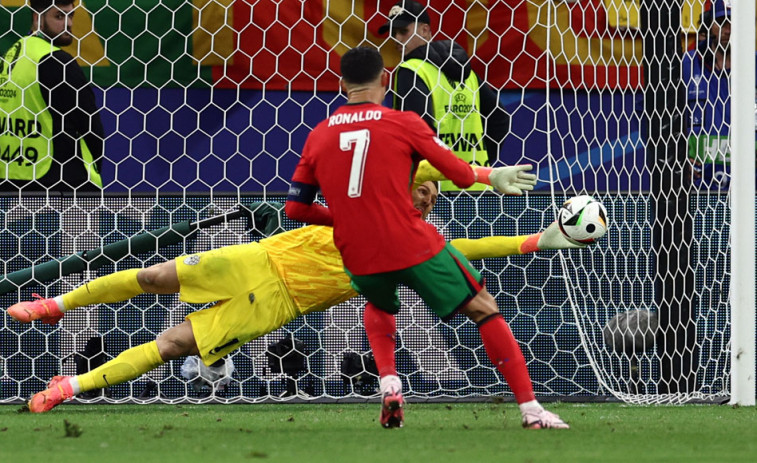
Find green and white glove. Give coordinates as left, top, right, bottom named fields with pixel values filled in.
left=489, top=164, right=537, bottom=195
left=537, top=221, right=587, bottom=250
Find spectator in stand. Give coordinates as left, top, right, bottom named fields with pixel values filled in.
left=378, top=0, right=513, bottom=192
left=682, top=0, right=747, bottom=189
left=0, top=0, right=103, bottom=193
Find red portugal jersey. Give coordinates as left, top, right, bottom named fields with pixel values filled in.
left=289, top=102, right=475, bottom=275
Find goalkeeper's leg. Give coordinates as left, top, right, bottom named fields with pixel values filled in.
left=28, top=321, right=197, bottom=413
left=461, top=290, right=569, bottom=430
left=7, top=261, right=179, bottom=324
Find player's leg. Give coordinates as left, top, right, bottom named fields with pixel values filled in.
left=349, top=272, right=404, bottom=429
left=27, top=242, right=280, bottom=412
left=28, top=263, right=290, bottom=415
left=460, top=291, right=569, bottom=429
left=460, top=290, right=536, bottom=404
left=364, top=302, right=397, bottom=378
left=409, top=243, right=569, bottom=429
left=28, top=320, right=197, bottom=413
left=7, top=261, right=179, bottom=324
left=363, top=302, right=404, bottom=427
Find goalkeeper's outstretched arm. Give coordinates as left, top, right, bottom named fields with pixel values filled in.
left=412, top=166, right=581, bottom=259
left=415, top=160, right=538, bottom=195
left=450, top=221, right=586, bottom=261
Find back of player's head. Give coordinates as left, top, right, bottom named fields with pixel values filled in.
left=29, top=0, right=74, bottom=13
left=340, top=47, right=384, bottom=86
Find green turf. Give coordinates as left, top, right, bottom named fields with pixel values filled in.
left=0, top=402, right=755, bottom=462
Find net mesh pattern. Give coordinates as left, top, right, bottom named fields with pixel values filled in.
left=0, top=1, right=739, bottom=404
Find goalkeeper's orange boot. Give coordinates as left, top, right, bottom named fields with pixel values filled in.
left=379, top=388, right=405, bottom=429
left=7, top=294, right=63, bottom=324
left=28, top=376, right=75, bottom=413
left=522, top=408, right=570, bottom=430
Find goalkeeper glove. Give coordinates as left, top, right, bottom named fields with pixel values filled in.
left=536, top=221, right=587, bottom=250
left=477, top=165, right=537, bottom=195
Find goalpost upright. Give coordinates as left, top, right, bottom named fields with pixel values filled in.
left=729, top=0, right=756, bottom=406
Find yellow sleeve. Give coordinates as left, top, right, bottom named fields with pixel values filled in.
left=450, top=236, right=529, bottom=260
left=414, top=160, right=445, bottom=184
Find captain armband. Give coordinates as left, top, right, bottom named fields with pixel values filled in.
left=287, top=181, right=319, bottom=204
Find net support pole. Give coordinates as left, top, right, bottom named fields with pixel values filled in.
left=642, top=0, right=698, bottom=394
left=729, top=0, right=756, bottom=406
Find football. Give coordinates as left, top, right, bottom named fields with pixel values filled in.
left=602, top=309, right=658, bottom=354
left=557, top=195, right=608, bottom=244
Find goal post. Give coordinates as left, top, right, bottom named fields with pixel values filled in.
left=0, top=0, right=752, bottom=405
left=729, top=0, right=756, bottom=407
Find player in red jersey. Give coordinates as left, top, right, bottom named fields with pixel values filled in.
left=285, top=73, right=475, bottom=274
left=286, top=47, right=569, bottom=430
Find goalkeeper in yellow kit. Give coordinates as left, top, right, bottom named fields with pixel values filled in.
left=7, top=180, right=580, bottom=414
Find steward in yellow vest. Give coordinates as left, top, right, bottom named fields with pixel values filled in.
left=0, top=0, right=103, bottom=193
left=379, top=1, right=510, bottom=192
left=396, top=56, right=491, bottom=191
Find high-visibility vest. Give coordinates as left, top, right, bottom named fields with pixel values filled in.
left=0, top=36, right=101, bottom=187
left=396, top=58, right=488, bottom=191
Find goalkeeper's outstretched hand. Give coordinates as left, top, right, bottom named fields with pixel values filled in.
left=537, top=221, right=587, bottom=250
left=489, top=164, right=537, bottom=195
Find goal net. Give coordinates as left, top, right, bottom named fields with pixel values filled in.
left=0, top=0, right=740, bottom=405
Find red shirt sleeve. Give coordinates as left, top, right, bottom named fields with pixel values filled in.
left=285, top=137, right=334, bottom=226
left=405, top=115, right=476, bottom=188
left=284, top=200, right=333, bottom=226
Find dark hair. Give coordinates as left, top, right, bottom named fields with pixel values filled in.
left=340, top=47, right=384, bottom=85
left=29, top=0, right=74, bottom=13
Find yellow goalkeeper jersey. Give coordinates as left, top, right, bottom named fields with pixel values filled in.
left=259, top=225, right=357, bottom=316
left=258, top=224, right=527, bottom=316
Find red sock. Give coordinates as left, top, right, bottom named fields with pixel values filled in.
left=363, top=302, right=397, bottom=377
left=478, top=315, right=536, bottom=404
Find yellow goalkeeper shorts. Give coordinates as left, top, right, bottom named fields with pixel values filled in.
left=177, top=243, right=299, bottom=366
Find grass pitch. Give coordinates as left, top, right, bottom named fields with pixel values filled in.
left=0, top=402, right=755, bottom=462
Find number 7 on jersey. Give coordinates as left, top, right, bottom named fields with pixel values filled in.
left=340, top=129, right=370, bottom=198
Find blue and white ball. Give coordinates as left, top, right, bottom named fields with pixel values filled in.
left=557, top=195, right=608, bottom=245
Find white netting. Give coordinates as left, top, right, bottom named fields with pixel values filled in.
left=0, top=1, right=741, bottom=404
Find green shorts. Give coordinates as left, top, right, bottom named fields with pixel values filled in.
left=347, top=243, right=484, bottom=320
